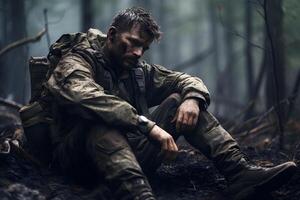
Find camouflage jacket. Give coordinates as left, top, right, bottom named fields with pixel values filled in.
left=30, top=29, right=210, bottom=134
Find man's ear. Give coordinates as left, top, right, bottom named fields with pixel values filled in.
left=107, top=26, right=117, bottom=42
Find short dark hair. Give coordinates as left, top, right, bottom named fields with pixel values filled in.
left=110, top=7, right=162, bottom=41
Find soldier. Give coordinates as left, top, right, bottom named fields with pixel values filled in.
left=21, top=7, right=297, bottom=200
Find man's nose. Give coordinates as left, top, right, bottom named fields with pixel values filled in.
left=133, top=47, right=143, bottom=57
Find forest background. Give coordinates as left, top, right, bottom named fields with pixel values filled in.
left=1, top=0, right=300, bottom=150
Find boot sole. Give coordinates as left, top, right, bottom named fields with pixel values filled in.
left=232, top=162, right=297, bottom=200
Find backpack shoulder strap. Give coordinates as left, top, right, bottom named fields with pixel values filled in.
left=132, top=67, right=149, bottom=116
left=29, top=56, right=50, bottom=102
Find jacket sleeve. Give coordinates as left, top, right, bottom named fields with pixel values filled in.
left=144, top=63, right=210, bottom=108
left=46, top=52, right=141, bottom=129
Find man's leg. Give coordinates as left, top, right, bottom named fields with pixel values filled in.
left=129, top=93, right=296, bottom=199
left=183, top=111, right=297, bottom=199
left=86, top=125, right=155, bottom=200
left=127, top=93, right=181, bottom=173
left=53, top=122, right=155, bottom=200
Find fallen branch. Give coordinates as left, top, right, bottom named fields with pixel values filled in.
left=0, top=28, right=46, bottom=57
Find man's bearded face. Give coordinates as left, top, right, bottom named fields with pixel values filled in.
left=109, top=24, right=153, bottom=70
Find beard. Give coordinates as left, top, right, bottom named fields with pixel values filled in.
left=107, top=42, right=139, bottom=70
left=122, top=57, right=139, bottom=69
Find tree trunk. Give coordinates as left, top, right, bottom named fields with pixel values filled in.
left=1, top=0, right=29, bottom=104
left=158, top=0, right=167, bottom=66
left=264, top=0, right=286, bottom=149
left=244, top=0, right=254, bottom=118
left=0, top=0, right=6, bottom=97
left=223, top=1, right=237, bottom=114
left=207, top=0, right=221, bottom=114
left=265, top=0, right=285, bottom=109
left=245, top=1, right=254, bottom=103
left=81, top=0, right=93, bottom=32
left=136, top=0, right=151, bottom=62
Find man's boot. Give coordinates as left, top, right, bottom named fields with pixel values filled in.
left=184, top=111, right=297, bottom=200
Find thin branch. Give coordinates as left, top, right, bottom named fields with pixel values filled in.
left=254, top=6, right=265, bottom=18
left=252, top=0, right=265, bottom=18
left=43, top=9, right=51, bottom=48
left=229, top=97, right=290, bottom=135
left=48, top=11, right=66, bottom=25
left=216, top=4, right=264, bottom=50
left=0, top=29, right=46, bottom=57
left=173, top=48, right=213, bottom=70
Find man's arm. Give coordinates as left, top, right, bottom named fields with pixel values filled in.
left=144, top=63, right=210, bottom=132
left=143, top=63, right=210, bottom=108
left=46, top=53, right=155, bottom=132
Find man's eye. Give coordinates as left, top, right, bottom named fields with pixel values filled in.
left=129, top=39, right=138, bottom=45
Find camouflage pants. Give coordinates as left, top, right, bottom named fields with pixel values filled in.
left=52, top=93, right=241, bottom=200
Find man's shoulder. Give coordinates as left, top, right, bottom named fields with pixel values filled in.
left=54, top=28, right=106, bottom=62
left=138, top=61, right=174, bottom=74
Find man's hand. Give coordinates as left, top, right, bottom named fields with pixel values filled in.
left=149, top=125, right=178, bottom=161
left=172, top=98, right=200, bottom=133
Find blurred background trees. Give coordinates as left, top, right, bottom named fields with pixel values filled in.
left=0, top=0, right=300, bottom=148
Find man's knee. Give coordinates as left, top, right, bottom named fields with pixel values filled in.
left=196, top=111, right=220, bottom=133
left=184, top=111, right=238, bottom=156
left=184, top=111, right=221, bottom=146
left=151, top=93, right=182, bottom=127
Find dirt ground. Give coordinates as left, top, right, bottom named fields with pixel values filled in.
left=0, top=137, right=299, bottom=200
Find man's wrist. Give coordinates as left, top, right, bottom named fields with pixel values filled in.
left=183, top=92, right=208, bottom=110
left=137, top=115, right=156, bottom=135
left=184, top=98, right=199, bottom=106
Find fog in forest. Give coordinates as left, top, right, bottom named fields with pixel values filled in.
left=1, top=1, right=300, bottom=199
left=1, top=0, right=300, bottom=121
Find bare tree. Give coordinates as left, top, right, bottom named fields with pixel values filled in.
left=158, top=0, right=167, bottom=66
left=207, top=0, right=222, bottom=114
left=81, top=0, right=94, bottom=32
left=245, top=0, right=254, bottom=106
left=264, top=0, right=286, bottom=149
left=1, top=0, right=29, bottom=104
left=219, top=1, right=237, bottom=114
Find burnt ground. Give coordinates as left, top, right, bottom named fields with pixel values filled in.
left=0, top=139, right=299, bottom=200
left=0, top=99, right=300, bottom=200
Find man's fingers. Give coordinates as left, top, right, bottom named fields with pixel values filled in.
left=186, top=115, right=195, bottom=130
left=192, top=114, right=199, bottom=128
left=165, top=138, right=178, bottom=161
left=169, top=138, right=177, bottom=152
left=162, top=139, right=168, bottom=151
left=176, top=111, right=184, bottom=132
left=171, top=110, right=178, bottom=123
left=160, top=136, right=178, bottom=162
left=180, top=113, right=190, bottom=131
left=179, top=112, right=197, bottom=132
left=160, top=140, right=170, bottom=160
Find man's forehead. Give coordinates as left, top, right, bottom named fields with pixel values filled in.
left=127, top=24, right=153, bottom=41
